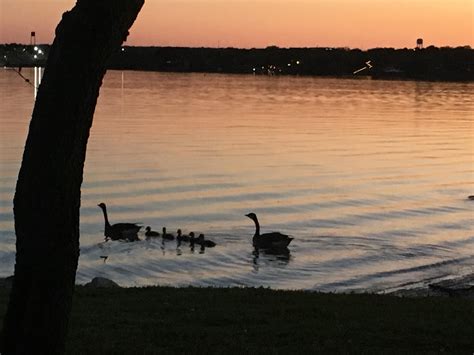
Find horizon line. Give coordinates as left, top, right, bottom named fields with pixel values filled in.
left=1, top=43, right=472, bottom=51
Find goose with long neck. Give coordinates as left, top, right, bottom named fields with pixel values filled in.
left=245, top=212, right=293, bottom=249
left=98, top=202, right=141, bottom=242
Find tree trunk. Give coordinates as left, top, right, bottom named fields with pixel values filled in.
left=1, top=0, right=144, bottom=353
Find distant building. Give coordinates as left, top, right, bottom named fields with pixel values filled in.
left=416, top=38, right=423, bottom=50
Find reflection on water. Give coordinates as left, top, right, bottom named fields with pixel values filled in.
left=252, top=247, right=291, bottom=272
left=0, top=69, right=473, bottom=291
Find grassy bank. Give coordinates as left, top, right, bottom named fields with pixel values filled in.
left=1, top=286, right=473, bottom=353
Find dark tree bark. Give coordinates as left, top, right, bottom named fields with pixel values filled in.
left=1, top=0, right=144, bottom=353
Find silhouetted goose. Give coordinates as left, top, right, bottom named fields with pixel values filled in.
left=145, top=226, right=160, bottom=238
left=245, top=212, right=293, bottom=249
left=177, top=229, right=190, bottom=242
left=196, top=234, right=216, bottom=248
left=98, top=203, right=141, bottom=242
left=162, top=227, right=175, bottom=240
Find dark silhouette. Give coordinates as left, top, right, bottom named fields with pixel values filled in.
left=245, top=212, right=293, bottom=249
left=2, top=45, right=473, bottom=82
left=189, top=232, right=196, bottom=252
left=429, top=283, right=474, bottom=297
left=98, top=203, right=141, bottom=241
left=195, top=234, right=216, bottom=248
left=109, top=45, right=474, bottom=81
left=176, top=228, right=190, bottom=242
left=1, top=0, right=144, bottom=353
left=161, top=227, right=175, bottom=240
left=145, top=226, right=160, bottom=238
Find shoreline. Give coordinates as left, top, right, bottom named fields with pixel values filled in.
left=1, top=282, right=472, bottom=353
left=385, top=273, right=474, bottom=298
left=2, top=44, right=473, bottom=83
left=1, top=272, right=473, bottom=298
left=3, top=64, right=473, bottom=84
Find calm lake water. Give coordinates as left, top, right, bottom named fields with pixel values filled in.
left=0, top=69, right=473, bottom=292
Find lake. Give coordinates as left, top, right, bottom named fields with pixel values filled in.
left=0, top=69, right=473, bottom=292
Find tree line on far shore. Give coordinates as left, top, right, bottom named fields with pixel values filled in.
left=1, top=44, right=473, bottom=81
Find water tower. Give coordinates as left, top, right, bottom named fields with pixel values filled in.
left=416, top=38, right=423, bottom=49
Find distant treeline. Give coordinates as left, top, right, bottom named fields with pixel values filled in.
left=1, top=44, right=473, bottom=81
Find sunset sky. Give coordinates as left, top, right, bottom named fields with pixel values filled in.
left=0, top=0, right=472, bottom=49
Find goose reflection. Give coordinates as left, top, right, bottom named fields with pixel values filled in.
left=252, top=246, right=291, bottom=270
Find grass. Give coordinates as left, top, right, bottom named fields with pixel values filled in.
left=1, top=286, right=473, bottom=354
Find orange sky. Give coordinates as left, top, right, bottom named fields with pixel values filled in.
left=0, top=0, right=472, bottom=48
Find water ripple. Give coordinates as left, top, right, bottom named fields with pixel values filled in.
left=1, top=71, right=473, bottom=291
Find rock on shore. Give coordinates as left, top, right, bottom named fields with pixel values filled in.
left=84, top=277, right=120, bottom=288
left=389, top=273, right=474, bottom=298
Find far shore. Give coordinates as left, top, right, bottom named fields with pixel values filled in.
left=1, top=44, right=473, bottom=82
